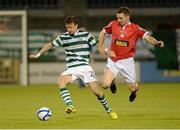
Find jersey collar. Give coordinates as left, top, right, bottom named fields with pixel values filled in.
left=122, top=22, right=131, bottom=30
left=74, top=29, right=80, bottom=35
left=68, top=29, right=79, bottom=37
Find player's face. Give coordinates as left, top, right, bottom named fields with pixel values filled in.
left=116, top=13, right=130, bottom=26
left=66, top=23, right=78, bottom=34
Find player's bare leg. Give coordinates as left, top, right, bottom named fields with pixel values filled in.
left=128, top=82, right=138, bottom=102
left=102, top=67, right=117, bottom=93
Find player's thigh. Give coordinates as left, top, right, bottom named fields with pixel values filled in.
left=118, top=58, right=136, bottom=83
left=60, top=68, right=79, bottom=83
left=57, top=74, right=72, bottom=87
left=103, top=67, right=116, bottom=87
left=83, top=68, right=97, bottom=83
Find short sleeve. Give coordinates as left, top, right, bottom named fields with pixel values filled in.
left=87, top=33, right=98, bottom=46
left=52, top=36, right=63, bottom=47
left=103, top=21, right=113, bottom=34
left=138, top=26, right=148, bottom=39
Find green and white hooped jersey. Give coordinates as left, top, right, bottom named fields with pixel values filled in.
left=52, top=29, right=98, bottom=68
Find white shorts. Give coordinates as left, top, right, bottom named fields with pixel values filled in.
left=61, top=65, right=97, bottom=83
left=106, top=57, right=136, bottom=83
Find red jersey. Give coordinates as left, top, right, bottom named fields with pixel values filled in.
left=104, top=20, right=148, bottom=61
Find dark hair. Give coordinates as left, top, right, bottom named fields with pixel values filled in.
left=117, top=6, right=132, bottom=16
left=65, top=16, right=78, bottom=25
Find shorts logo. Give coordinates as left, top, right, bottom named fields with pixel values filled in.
left=115, top=39, right=129, bottom=47
left=89, top=71, right=96, bottom=78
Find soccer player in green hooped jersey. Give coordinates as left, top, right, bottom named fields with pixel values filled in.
left=29, top=16, right=118, bottom=119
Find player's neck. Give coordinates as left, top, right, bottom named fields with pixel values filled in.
left=121, top=21, right=131, bottom=30
left=120, top=21, right=130, bottom=27
left=124, top=21, right=131, bottom=26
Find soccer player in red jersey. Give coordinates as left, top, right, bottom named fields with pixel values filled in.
left=98, top=7, right=164, bottom=102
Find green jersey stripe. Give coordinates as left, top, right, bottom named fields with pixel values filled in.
left=66, top=48, right=90, bottom=52
left=67, top=58, right=88, bottom=63
left=60, top=37, right=72, bottom=40
left=63, top=40, right=87, bottom=47
left=66, top=53, right=90, bottom=58
left=90, top=39, right=98, bottom=46
left=87, top=36, right=94, bottom=43
left=67, top=60, right=88, bottom=66
left=67, top=57, right=89, bottom=62
left=74, top=33, right=88, bottom=38
left=68, top=63, right=89, bottom=68
left=55, top=39, right=61, bottom=46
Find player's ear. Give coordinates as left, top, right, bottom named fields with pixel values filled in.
left=126, top=15, right=130, bottom=19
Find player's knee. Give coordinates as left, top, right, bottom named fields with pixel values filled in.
left=57, top=80, right=63, bottom=88
left=93, top=89, right=103, bottom=97
left=102, top=81, right=111, bottom=89
left=93, top=91, right=101, bottom=97
left=102, top=85, right=108, bottom=89
left=57, top=76, right=69, bottom=88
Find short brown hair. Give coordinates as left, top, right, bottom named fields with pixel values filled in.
left=65, top=16, right=78, bottom=25
left=117, top=7, right=132, bottom=16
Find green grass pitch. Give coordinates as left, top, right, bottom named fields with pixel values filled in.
left=0, top=83, right=180, bottom=129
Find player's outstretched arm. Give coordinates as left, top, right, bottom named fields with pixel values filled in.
left=29, top=42, right=53, bottom=59
left=98, top=30, right=106, bottom=55
left=144, top=35, right=164, bottom=48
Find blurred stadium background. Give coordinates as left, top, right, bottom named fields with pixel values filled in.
left=0, top=0, right=180, bottom=129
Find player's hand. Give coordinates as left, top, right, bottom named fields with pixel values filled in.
left=98, top=48, right=105, bottom=55
left=158, top=41, right=164, bottom=48
left=29, top=53, right=40, bottom=59
left=107, top=50, right=116, bottom=58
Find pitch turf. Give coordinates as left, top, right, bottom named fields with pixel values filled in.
left=0, top=83, right=180, bottom=129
